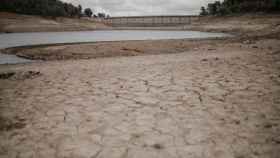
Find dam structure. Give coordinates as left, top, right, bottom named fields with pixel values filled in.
left=103, top=15, right=199, bottom=27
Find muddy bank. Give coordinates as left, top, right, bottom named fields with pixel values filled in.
left=2, top=34, right=279, bottom=61
left=3, top=38, right=230, bottom=61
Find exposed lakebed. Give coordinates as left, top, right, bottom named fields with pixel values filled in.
left=0, top=30, right=230, bottom=64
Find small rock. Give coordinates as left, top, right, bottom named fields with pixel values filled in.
left=260, top=114, right=266, bottom=118
left=144, top=80, right=148, bottom=85
left=131, top=133, right=141, bottom=138
left=272, top=137, right=280, bottom=144
left=15, top=71, right=41, bottom=80
left=0, top=72, right=15, bottom=79
left=243, top=40, right=249, bottom=44
left=234, top=120, right=241, bottom=125
left=264, top=123, right=273, bottom=129
left=152, top=143, right=164, bottom=150
left=253, top=151, right=260, bottom=156
left=243, top=40, right=251, bottom=44
left=272, top=51, right=280, bottom=55
left=135, top=97, right=159, bottom=105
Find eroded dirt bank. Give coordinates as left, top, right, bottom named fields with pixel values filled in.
left=0, top=12, right=110, bottom=33
left=0, top=15, right=280, bottom=158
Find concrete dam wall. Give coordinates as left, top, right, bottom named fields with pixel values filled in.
left=103, top=16, right=200, bottom=27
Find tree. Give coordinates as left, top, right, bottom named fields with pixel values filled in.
left=200, top=7, right=208, bottom=15
left=84, top=8, right=93, bottom=17
left=200, top=0, right=280, bottom=16
left=207, top=3, right=217, bottom=15
left=207, top=1, right=221, bottom=15
left=97, top=13, right=106, bottom=18
left=0, top=0, right=83, bottom=18
left=218, top=4, right=231, bottom=15
left=272, top=0, right=280, bottom=10
left=78, top=5, right=82, bottom=17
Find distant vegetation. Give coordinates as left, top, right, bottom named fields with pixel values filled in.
left=200, top=0, right=280, bottom=16
left=84, top=8, right=93, bottom=17
left=0, top=0, right=82, bottom=17
left=0, top=0, right=111, bottom=18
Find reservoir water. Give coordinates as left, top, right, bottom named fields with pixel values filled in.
left=0, top=30, right=230, bottom=64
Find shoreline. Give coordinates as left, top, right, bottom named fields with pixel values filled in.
left=1, top=37, right=232, bottom=61
left=1, top=14, right=279, bottom=62
left=0, top=30, right=232, bottom=63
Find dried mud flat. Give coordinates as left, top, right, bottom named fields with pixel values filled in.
left=1, top=38, right=280, bottom=158
left=1, top=15, right=280, bottom=158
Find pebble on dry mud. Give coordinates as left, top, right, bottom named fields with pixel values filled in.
left=0, top=71, right=41, bottom=80
left=152, top=144, right=164, bottom=150
left=0, top=72, right=15, bottom=79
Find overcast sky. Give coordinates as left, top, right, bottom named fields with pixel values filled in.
left=62, top=0, right=219, bottom=17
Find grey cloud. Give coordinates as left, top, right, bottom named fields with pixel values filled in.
left=63, top=0, right=219, bottom=16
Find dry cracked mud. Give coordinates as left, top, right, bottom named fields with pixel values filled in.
left=0, top=39, right=280, bottom=158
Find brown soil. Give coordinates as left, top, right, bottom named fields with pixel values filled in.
left=0, top=12, right=110, bottom=33
left=0, top=14, right=280, bottom=158
left=3, top=38, right=230, bottom=61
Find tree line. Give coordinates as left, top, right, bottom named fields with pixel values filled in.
left=84, top=9, right=110, bottom=18
left=0, top=0, right=83, bottom=17
left=200, top=0, right=280, bottom=16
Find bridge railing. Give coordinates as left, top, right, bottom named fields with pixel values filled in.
left=102, top=15, right=199, bottom=27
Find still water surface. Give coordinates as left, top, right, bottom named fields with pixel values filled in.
left=0, top=30, right=230, bottom=64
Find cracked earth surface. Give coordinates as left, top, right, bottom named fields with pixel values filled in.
left=0, top=39, right=280, bottom=158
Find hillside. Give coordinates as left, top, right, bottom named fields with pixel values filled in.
left=189, top=14, right=280, bottom=36
left=0, top=12, right=110, bottom=33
